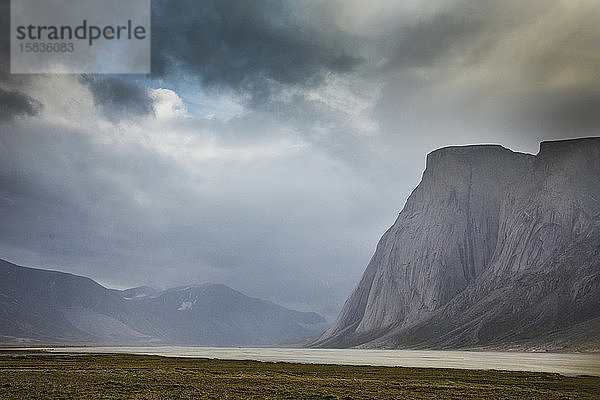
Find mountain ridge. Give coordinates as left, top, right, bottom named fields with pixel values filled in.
left=0, top=258, right=327, bottom=346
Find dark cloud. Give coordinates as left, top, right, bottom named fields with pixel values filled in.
left=0, top=88, right=41, bottom=121
left=382, top=11, right=483, bottom=70
left=151, top=0, right=363, bottom=104
left=370, top=0, right=600, bottom=143
left=0, top=0, right=41, bottom=122
left=80, top=76, right=154, bottom=120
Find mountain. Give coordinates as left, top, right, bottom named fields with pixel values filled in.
left=0, top=259, right=146, bottom=344
left=314, top=137, right=600, bottom=352
left=0, top=259, right=326, bottom=346
left=126, top=284, right=326, bottom=346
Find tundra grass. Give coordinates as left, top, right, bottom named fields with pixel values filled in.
left=0, top=351, right=598, bottom=399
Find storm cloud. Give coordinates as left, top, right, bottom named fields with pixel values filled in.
left=80, top=76, right=155, bottom=120
left=0, top=88, right=41, bottom=120
left=1, top=0, right=599, bottom=319
left=150, top=0, right=363, bottom=102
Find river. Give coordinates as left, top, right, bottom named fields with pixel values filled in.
left=37, top=346, right=600, bottom=376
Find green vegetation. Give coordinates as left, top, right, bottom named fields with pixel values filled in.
left=0, top=351, right=598, bottom=399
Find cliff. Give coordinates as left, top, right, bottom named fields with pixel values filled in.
left=314, top=137, right=600, bottom=351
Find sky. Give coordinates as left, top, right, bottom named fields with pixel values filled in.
left=1, top=0, right=599, bottom=320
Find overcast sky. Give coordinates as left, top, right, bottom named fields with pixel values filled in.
left=1, top=0, right=599, bottom=320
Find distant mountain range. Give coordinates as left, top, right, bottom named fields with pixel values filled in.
left=314, top=138, right=600, bottom=352
left=0, top=259, right=327, bottom=346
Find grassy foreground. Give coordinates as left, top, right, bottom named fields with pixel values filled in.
left=0, top=352, right=599, bottom=399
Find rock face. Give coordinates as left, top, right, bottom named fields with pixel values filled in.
left=0, top=259, right=326, bottom=346
left=314, top=138, right=600, bottom=351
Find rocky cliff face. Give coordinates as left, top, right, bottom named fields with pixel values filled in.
left=314, top=137, right=600, bottom=351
